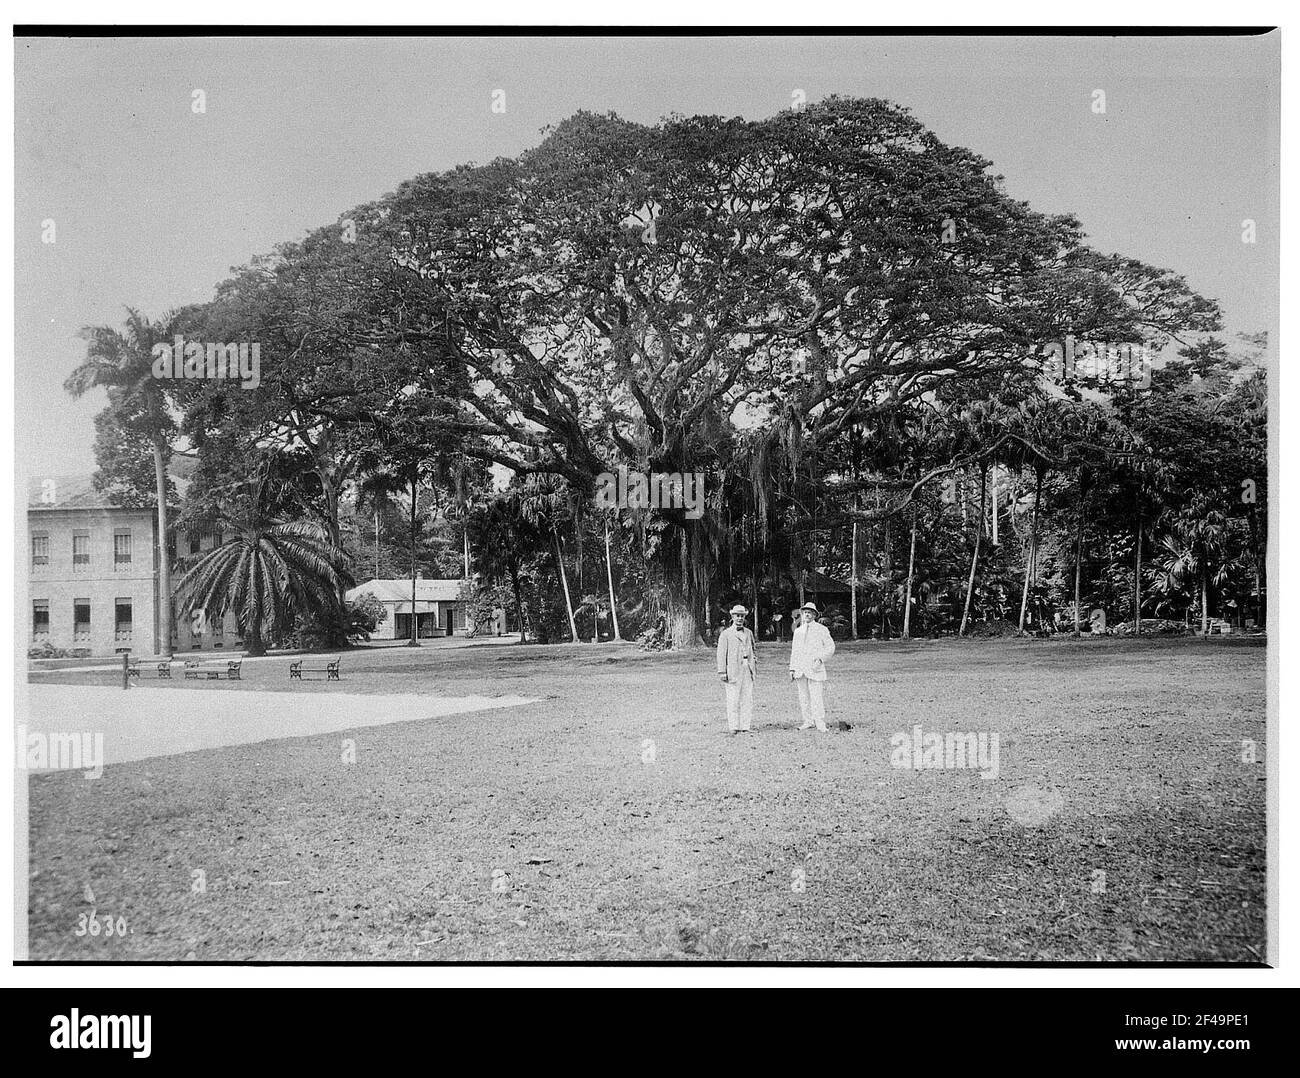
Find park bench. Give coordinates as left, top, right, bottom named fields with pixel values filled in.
left=126, top=658, right=175, bottom=679
left=289, top=659, right=341, bottom=682
left=184, top=659, right=243, bottom=681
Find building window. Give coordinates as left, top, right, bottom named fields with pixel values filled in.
left=73, top=531, right=91, bottom=569
left=31, top=534, right=49, bottom=567
left=189, top=533, right=202, bottom=556
left=114, top=598, right=133, bottom=642
left=113, top=531, right=132, bottom=569
left=73, top=599, right=91, bottom=642
left=32, top=600, right=49, bottom=640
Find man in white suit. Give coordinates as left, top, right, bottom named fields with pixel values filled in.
left=716, top=604, right=757, bottom=734
left=789, top=602, right=835, bottom=731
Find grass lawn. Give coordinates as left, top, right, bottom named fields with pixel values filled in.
left=25, top=635, right=1266, bottom=962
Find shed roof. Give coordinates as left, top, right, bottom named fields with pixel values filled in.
left=347, top=578, right=465, bottom=603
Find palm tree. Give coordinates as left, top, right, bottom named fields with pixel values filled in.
left=175, top=513, right=353, bottom=657
left=470, top=494, right=545, bottom=644
left=603, top=518, right=623, bottom=642
left=959, top=463, right=988, bottom=636
left=1155, top=500, right=1231, bottom=636
left=66, top=308, right=180, bottom=657
left=511, top=478, right=580, bottom=642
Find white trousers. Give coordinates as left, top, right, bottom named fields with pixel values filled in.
left=724, top=666, right=754, bottom=731
left=795, top=677, right=827, bottom=730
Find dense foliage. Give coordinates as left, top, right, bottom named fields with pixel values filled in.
left=73, top=99, right=1266, bottom=648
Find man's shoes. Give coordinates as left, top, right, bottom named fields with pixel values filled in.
left=816, top=725, right=830, bottom=733
left=798, top=722, right=815, bottom=730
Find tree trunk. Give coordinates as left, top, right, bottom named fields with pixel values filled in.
left=152, top=436, right=173, bottom=658
left=509, top=561, right=526, bottom=644
left=1018, top=466, right=1043, bottom=632
left=316, top=466, right=342, bottom=547
left=1248, top=507, right=1264, bottom=626
left=1201, top=567, right=1209, bottom=636
left=246, top=622, right=266, bottom=657
left=666, top=589, right=699, bottom=651
left=990, top=466, right=999, bottom=545
left=902, top=507, right=918, bottom=639
left=1073, top=491, right=1085, bottom=638
left=408, top=478, right=419, bottom=646
left=882, top=515, right=894, bottom=639
left=850, top=517, right=859, bottom=641
left=603, top=519, right=621, bottom=642
left=1254, top=562, right=1262, bottom=627
left=960, top=465, right=987, bottom=636
left=555, top=532, right=578, bottom=642
left=1133, top=515, right=1142, bottom=635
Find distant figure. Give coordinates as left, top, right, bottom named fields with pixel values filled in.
left=716, top=603, right=757, bottom=735
left=789, top=602, right=835, bottom=732
left=492, top=606, right=506, bottom=637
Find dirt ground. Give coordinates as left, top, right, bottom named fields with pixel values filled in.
left=25, top=635, right=1267, bottom=962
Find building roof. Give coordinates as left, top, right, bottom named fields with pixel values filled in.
left=28, top=475, right=121, bottom=511
left=347, top=578, right=466, bottom=603
left=28, top=472, right=190, bottom=512
left=801, top=569, right=852, bottom=594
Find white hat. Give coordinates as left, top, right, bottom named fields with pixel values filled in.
left=800, top=602, right=819, bottom=613
left=728, top=604, right=749, bottom=615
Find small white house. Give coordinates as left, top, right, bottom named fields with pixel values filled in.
left=346, top=578, right=469, bottom=640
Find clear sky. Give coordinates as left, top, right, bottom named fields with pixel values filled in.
left=14, top=32, right=1280, bottom=478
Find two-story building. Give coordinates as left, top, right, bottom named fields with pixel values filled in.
left=27, top=475, right=162, bottom=655
left=27, top=475, right=237, bottom=656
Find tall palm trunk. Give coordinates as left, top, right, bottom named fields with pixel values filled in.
left=555, top=532, right=578, bottom=642
left=1132, top=515, right=1142, bottom=635
left=1201, top=566, right=1210, bottom=636
left=959, top=466, right=987, bottom=636
left=1018, top=466, right=1044, bottom=632
left=603, top=519, right=621, bottom=641
left=407, top=478, right=419, bottom=646
left=990, top=467, right=999, bottom=545
left=1248, top=507, right=1264, bottom=625
left=881, top=515, right=893, bottom=639
left=850, top=517, right=859, bottom=641
left=902, top=507, right=918, bottom=639
left=316, top=463, right=349, bottom=624
left=1073, top=490, right=1085, bottom=638
left=152, top=436, right=173, bottom=658
left=509, top=561, right=526, bottom=644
